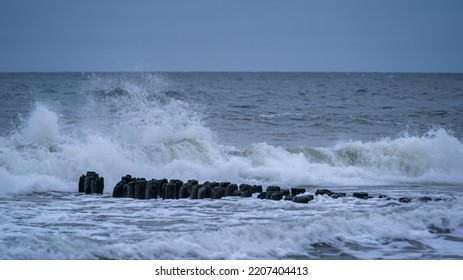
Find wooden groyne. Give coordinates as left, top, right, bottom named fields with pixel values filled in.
left=78, top=171, right=441, bottom=204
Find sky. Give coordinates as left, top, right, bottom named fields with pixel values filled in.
left=1, top=0, right=462, bottom=72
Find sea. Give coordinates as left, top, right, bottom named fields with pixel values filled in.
left=0, top=72, right=462, bottom=259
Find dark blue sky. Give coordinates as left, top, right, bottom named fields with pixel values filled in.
left=1, top=0, right=462, bottom=72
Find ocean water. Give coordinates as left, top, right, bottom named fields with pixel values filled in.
left=0, top=72, right=462, bottom=259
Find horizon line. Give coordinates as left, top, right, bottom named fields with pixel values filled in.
left=1, top=70, right=462, bottom=74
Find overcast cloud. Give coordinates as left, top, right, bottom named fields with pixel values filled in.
left=1, top=0, right=462, bottom=72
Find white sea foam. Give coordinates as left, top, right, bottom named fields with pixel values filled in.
left=1, top=194, right=461, bottom=259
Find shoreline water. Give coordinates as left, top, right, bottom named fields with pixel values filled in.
left=1, top=186, right=462, bottom=260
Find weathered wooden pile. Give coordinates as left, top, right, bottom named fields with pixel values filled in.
left=78, top=171, right=314, bottom=203
left=78, top=171, right=104, bottom=194
left=78, top=171, right=439, bottom=204
left=110, top=174, right=314, bottom=202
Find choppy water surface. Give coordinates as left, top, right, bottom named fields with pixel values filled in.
left=0, top=72, right=462, bottom=259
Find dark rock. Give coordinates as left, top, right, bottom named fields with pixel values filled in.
left=284, top=195, right=296, bottom=201
left=225, top=184, right=238, bottom=196
left=211, top=187, right=226, bottom=199
left=113, top=175, right=134, bottom=198
left=179, top=183, right=191, bottom=199
left=315, top=189, right=345, bottom=198
left=163, top=182, right=176, bottom=200
left=353, top=192, right=370, bottom=199
left=419, top=196, right=433, bottom=202
left=78, top=175, right=85, bottom=193
left=266, top=186, right=281, bottom=193
left=257, top=192, right=267, bottom=199
left=90, top=179, right=98, bottom=193
left=94, top=177, right=104, bottom=194
left=182, top=180, right=199, bottom=199
left=265, top=186, right=282, bottom=199
left=83, top=171, right=99, bottom=194
left=378, top=194, right=388, bottom=199
left=293, top=195, right=314, bottom=204
left=198, top=185, right=211, bottom=199
left=428, top=224, right=451, bottom=234
left=209, top=182, right=220, bottom=189
left=399, top=197, right=412, bottom=203
left=157, top=178, right=168, bottom=198
left=315, top=189, right=334, bottom=196
left=134, top=180, right=147, bottom=197
left=270, top=192, right=283, bottom=201
left=232, top=190, right=241, bottom=196
left=133, top=180, right=147, bottom=199
left=219, top=182, right=231, bottom=189
left=239, top=184, right=252, bottom=192
left=145, top=179, right=158, bottom=199
left=170, top=179, right=183, bottom=199
left=79, top=171, right=104, bottom=195
left=240, top=189, right=252, bottom=197
left=291, top=188, right=306, bottom=196
left=251, top=185, right=263, bottom=193
left=280, top=189, right=290, bottom=196
left=190, top=184, right=201, bottom=199
left=187, top=179, right=199, bottom=186
left=123, top=182, right=135, bottom=198
left=330, top=192, right=346, bottom=199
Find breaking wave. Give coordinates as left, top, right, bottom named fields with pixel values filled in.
left=1, top=76, right=462, bottom=196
